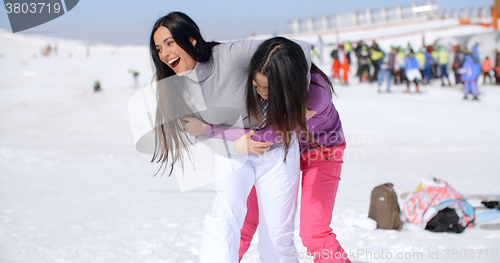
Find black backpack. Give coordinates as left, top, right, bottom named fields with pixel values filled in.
left=330, top=49, right=339, bottom=60
left=425, top=208, right=466, bottom=233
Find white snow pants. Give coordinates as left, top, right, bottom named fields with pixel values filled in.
left=199, top=140, right=300, bottom=263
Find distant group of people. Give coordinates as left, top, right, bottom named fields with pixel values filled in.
left=328, top=39, right=498, bottom=100
left=353, top=42, right=454, bottom=93
left=372, top=44, right=451, bottom=94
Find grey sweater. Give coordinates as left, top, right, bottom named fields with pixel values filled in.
left=184, top=39, right=311, bottom=154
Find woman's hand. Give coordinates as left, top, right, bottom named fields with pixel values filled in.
left=306, top=108, right=316, bottom=121
left=235, top=130, right=272, bottom=155
left=180, top=116, right=208, bottom=137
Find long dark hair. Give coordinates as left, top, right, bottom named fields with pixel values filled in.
left=149, top=12, right=219, bottom=176
left=246, top=37, right=333, bottom=160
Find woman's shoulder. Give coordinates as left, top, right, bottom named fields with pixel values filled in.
left=310, top=72, right=332, bottom=93
left=310, top=72, right=327, bottom=87
left=308, top=72, right=332, bottom=109
left=212, top=40, right=264, bottom=67
left=215, top=40, right=263, bottom=54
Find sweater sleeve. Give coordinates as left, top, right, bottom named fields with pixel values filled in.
left=225, top=40, right=264, bottom=69
left=203, top=79, right=327, bottom=145
left=225, top=39, right=311, bottom=88
left=204, top=124, right=282, bottom=143
left=204, top=124, right=249, bottom=141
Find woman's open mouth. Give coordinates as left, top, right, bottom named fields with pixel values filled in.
left=168, top=57, right=181, bottom=70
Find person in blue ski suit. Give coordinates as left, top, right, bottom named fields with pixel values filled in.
left=460, top=54, right=480, bottom=100
left=404, top=50, right=421, bottom=93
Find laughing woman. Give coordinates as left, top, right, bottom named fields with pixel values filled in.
left=150, top=12, right=311, bottom=263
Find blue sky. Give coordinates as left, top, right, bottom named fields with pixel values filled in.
left=0, top=0, right=493, bottom=45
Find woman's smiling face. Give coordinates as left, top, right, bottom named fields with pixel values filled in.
left=154, top=26, right=197, bottom=75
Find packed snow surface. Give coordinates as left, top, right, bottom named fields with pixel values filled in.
left=1, top=20, right=499, bottom=262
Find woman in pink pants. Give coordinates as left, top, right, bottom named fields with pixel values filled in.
left=241, top=141, right=347, bottom=262
left=183, top=37, right=350, bottom=262
left=237, top=71, right=349, bottom=262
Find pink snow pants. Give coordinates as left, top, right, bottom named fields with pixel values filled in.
left=239, top=142, right=351, bottom=262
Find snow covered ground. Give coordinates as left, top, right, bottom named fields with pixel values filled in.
left=1, top=21, right=500, bottom=263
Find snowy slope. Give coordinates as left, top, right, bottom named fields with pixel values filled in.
left=1, top=22, right=500, bottom=263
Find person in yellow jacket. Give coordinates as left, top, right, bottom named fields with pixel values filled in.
left=415, top=50, right=426, bottom=69
left=415, top=50, right=426, bottom=84
left=344, top=41, right=353, bottom=64
left=358, top=44, right=372, bottom=83
left=370, top=42, right=384, bottom=82
left=437, top=46, right=451, bottom=86
left=311, top=45, right=320, bottom=64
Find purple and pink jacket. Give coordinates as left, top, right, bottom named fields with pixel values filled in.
left=203, top=72, right=344, bottom=154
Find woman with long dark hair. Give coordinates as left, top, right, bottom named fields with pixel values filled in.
left=183, top=37, right=350, bottom=262
left=150, top=12, right=311, bottom=262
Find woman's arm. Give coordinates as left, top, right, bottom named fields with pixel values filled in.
left=205, top=124, right=251, bottom=141
left=183, top=108, right=316, bottom=143
left=206, top=124, right=282, bottom=143
left=181, top=116, right=273, bottom=155
left=196, top=108, right=316, bottom=143
left=205, top=124, right=275, bottom=155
